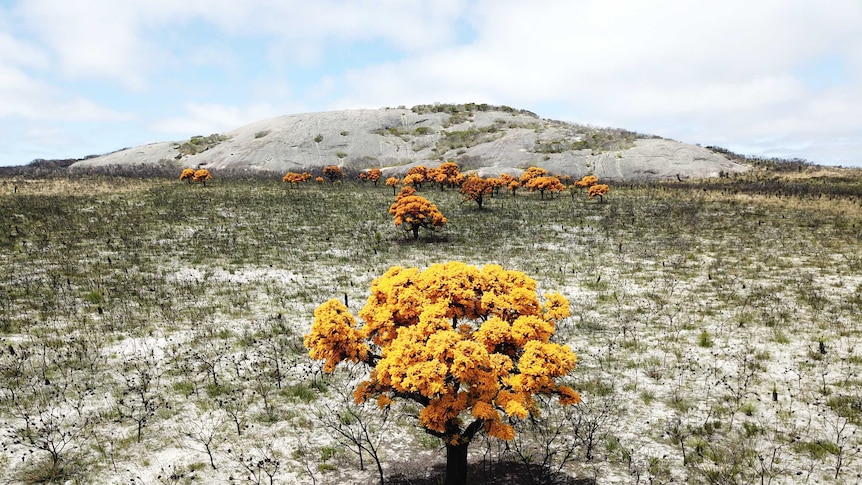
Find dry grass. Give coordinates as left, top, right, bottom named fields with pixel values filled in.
left=1, top=168, right=861, bottom=484
left=0, top=176, right=168, bottom=196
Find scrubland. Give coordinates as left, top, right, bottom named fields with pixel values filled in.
left=1, top=168, right=861, bottom=484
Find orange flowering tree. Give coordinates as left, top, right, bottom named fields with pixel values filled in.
left=482, top=174, right=513, bottom=197
left=453, top=172, right=467, bottom=187
left=460, top=175, right=492, bottom=209
left=305, top=262, right=579, bottom=485
left=192, top=169, right=212, bottom=186
left=574, top=175, right=598, bottom=190
left=322, top=165, right=343, bottom=183
left=588, top=183, right=610, bottom=203
left=389, top=193, right=446, bottom=240
left=367, top=168, right=382, bottom=187
left=385, top=177, right=400, bottom=196
left=485, top=177, right=504, bottom=197
left=179, top=168, right=196, bottom=184
left=283, top=171, right=312, bottom=185
left=430, top=161, right=462, bottom=189
left=403, top=173, right=424, bottom=189
left=427, top=167, right=443, bottom=186
left=403, top=165, right=428, bottom=189
left=525, top=176, right=566, bottom=200
left=519, top=166, right=548, bottom=185
left=396, top=185, right=416, bottom=199
left=507, top=180, right=521, bottom=197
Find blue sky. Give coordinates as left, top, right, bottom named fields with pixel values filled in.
left=1, top=0, right=861, bottom=167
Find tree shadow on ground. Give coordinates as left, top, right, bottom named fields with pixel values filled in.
left=387, top=460, right=596, bottom=485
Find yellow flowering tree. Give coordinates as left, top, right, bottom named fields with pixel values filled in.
left=525, top=176, right=566, bottom=200
left=385, top=177, right=400, bottom=196
left=460, top=175, right=492, bottom=209
left=519, top=166, right=548, bottom=184
left=574, top=175, right=598, bottom=189
left=305, top=262, right=579, bottom=485
left=404, top=165, right=428, bottom=189
left=283, top=171, right=312, bottom=184
left=389, top=194, right=446, bottom=240
left=179, top=168, right=196, bottom=184
left=367, top=168, right=382, bottom=186
left=588, top=183, right=609, bottom=203
left=192, top=169, right=212, bottom=186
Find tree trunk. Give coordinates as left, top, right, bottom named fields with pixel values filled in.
left=444, top=441, right=469, bottom=485
left=411, top=225, right=420, bottom=240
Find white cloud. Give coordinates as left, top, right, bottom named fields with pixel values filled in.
left=15, top=0, right=161, bottom=89
left=327, top=0, right=862, bottom=164
left=0, top=65, right=133, bottom=121
left=2, top=0, right=862, bottom=166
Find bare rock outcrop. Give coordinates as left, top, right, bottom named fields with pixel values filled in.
left=71, top=105, right=748, bottom=181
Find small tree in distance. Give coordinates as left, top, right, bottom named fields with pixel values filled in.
left=323, top=165, right=343, bottom=183
left=430, top=161, right=461, bottom=190
left=180, top=168, right=195, bottom=184
left=304, top=262, right=579, bottom=485
left=460, top=175, right=492, bottom=209
left=283, top=172, right=311, bottom=185
left=193, top=169, right=212, bottom=186
left=519, top=166, right=548, bottom=184
left=404, top=166, right=428, bottom=189
left=508, top=179, right=521, bottom=197
left=588, top=184, right=610, bottom=203
left=385, top=177, right=400, bottom=196
left=367, top=168, right=382, bottom=187
left=389, top=193, right=446, bottom=240
left=574, top=175, right=598, bottom=191
left=526, top=176, right=566, bottom=200
left=396, top=185, right=416, bottom=199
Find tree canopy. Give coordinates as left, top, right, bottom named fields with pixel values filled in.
left=366, top=168, right=382, bottom=186
left=282, top=171, right=311, bottom=184
left=525, top=176, right=566, bottom=199
left=323, top=165, right=344, bottom=183
left=575, top=175, right=598, bottom=189
left=389, top=193, right=446, bottom=239
left=304, top=262, right=579, bottom=485
left=519, top=166, right=548, bottom=184
left=179, top=168, right=196, bottom=183
left=193, top=169, right=212, bottom=186
left=588, top=183, right=610, bottom=202
left=460, top=175, right=492, bottom=208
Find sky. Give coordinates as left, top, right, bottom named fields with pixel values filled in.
left=1, top=0, right=861, bottom=167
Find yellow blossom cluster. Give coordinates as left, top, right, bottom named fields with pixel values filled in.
left=282, top=171, right=312, bottom=184
left=304, top=299, right=369, bottom=372
left=388, top=195, right=447, bottom=239
left=575, top=175, right=598, bottom=188
left=588, top=184, right=610, bottom=200
left=179, top=168, right=196, bottom=182
left=305, top=262, right=580, bottom=445
left=193, top=169, right=212, bottom=183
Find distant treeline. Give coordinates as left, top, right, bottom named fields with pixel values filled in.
left=706, top=145, right=815, bottom=172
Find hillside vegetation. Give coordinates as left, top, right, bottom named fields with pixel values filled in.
left=1, top=165, right=861, bottom=484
